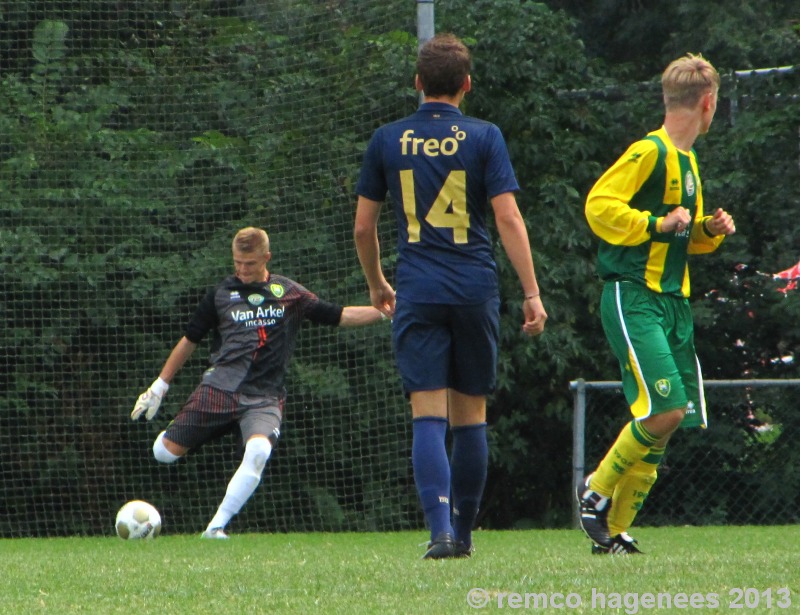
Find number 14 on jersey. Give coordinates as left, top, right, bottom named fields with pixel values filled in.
left=400, top=169, right=470, bottom=244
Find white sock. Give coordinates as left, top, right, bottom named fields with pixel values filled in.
left=153, top=431, right=181, bottom=464
left=207, top=437, right=272, bottom=530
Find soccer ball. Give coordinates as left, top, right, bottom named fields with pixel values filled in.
left=115, top=500, right=162, bottom=540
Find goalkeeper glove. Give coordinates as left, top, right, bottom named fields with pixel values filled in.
left=131, top=377, right=170, bottom=421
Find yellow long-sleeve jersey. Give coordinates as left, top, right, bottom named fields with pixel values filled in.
left=585, top=127, right=724, bottom=297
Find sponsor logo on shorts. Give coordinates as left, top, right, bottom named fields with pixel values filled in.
left=686, top=400, right=696, bottom=414
left=655, top=378, right=671, bottom=397
left=270, top=283, right=285, bottom=298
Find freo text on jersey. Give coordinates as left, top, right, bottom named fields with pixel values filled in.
left=399, top=127, right=467, bottom=157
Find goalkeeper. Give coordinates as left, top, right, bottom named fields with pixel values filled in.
left=131, top=226, right=384, bottom=538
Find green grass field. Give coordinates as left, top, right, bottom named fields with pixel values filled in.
left=3, top=526, right=798, bottom=614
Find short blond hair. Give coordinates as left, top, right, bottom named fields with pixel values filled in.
left=662, top=53, right=720, bottom=110
left=233, top=227, right=270, bottom=256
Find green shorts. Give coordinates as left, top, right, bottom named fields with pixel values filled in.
left=600, top=281, right=707, bottom=428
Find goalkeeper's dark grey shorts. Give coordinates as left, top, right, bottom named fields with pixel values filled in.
left=164, top=384, right=283, bottom=449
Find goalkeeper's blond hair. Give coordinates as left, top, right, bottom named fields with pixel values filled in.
left=662, top=53, right=720, bottom=111
left=233, top=227, right=270, bottom=256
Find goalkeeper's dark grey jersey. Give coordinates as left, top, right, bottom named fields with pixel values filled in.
left=184, top=274, right=343, bottom=397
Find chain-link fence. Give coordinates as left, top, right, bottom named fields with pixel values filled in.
left=571, top=379, right=800, bottom=528
left=0, top=0, right=418, bottom=538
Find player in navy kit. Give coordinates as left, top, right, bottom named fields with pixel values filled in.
left=131, top=227, right=384, bottom=538
left=354, top=33, right=547, bottom=558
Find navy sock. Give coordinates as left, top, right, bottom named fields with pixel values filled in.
left=450, top=422, right=488, bottom=547
left=412, top=416, right=453, bottom=540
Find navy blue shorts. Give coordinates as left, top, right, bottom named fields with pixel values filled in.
left=392, top=296, right=500, bottom=396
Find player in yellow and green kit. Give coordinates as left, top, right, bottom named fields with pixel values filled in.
left=578, top=53, right=736, bottom=554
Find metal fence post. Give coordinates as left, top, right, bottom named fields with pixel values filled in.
left=571, top=378, right=800, bottom=529
left=570, top=378, right=586, bottom=529
left=416, top=0, right=434, bottom=105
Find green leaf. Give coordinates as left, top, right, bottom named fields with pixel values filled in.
left=32, top=20, right=69, bottom=65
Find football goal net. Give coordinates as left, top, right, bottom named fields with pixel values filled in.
left=0, top=0, right=421, bottom=537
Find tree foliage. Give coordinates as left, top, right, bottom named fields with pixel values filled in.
left=1, top=0, right=798, bottom=533
left=438, top=0, right=800, bottom=526
left=0, top=0, right=416, bottom=536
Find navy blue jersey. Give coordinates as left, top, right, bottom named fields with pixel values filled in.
left=356, top=102, right=519, bottom=304
left=184, top=274, right=343, bottom=397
